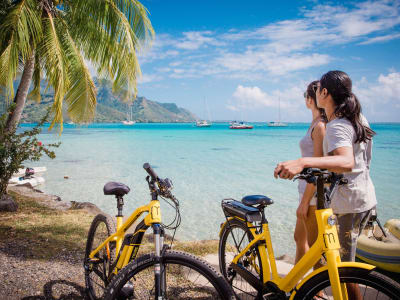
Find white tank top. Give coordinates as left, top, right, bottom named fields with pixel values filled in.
left=298, top=121, right=320, bottom=196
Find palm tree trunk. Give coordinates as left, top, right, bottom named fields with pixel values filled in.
left=5, top=52, right=35, bottom=132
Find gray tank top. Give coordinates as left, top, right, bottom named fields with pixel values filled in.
left=298, top=121, right=319, bottom=195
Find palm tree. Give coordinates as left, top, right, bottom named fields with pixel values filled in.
left=0, top=0, right=154, bottom=132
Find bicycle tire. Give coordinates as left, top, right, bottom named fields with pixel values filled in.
left=293, top=266, right=400, bottom=299
left=219, top=218, right=263, bottom=299
left=85, top=213, right=117, bottom=300
left=103, top=250, right=235, bottom=300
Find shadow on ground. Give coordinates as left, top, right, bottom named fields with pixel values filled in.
left=21, top=280, right=86, bottom=300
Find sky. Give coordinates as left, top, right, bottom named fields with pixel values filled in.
left=132, top=0, right=400, bottom=122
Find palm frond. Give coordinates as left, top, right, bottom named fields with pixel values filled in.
left=39, top=12, right=69, bottom=130
left=0, top=0, right=42, bottom=102
left=0, top=36, right=19, bottom=102
left=0, top=0, right=42, bottom=59
left=64, top=0, right=154, bottom=99
left=58, top=19, right=97, bottom=124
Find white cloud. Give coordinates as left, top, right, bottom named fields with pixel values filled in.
left=175, top=31, right=222, bottom=50
left=140, top=1, right=400, bottom=81
left=138, top=73, right=161, bottom=84
left=228, top=84, right=306, bottom=111
left=353, top=72, right=400, bottom=119
left=214, top=51, right=330, bottom=76
left=359, top=33, right=400, bottom=45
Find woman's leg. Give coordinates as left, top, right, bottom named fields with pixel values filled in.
left=294, top=217, right=309, bottom=263
left=305, top=205, right=323, bottom=269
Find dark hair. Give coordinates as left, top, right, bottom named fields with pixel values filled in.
left=319, top=70, right=375, bottom=143
left=306, top=80, right=327, bottom=122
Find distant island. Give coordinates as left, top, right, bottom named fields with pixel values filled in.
left=0, top=78, right=197, bottom=123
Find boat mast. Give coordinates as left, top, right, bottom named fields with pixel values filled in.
left=278, top=96, right=281, bottom=123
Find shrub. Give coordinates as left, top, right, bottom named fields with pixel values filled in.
left=0, top=106, right=60, bottom=197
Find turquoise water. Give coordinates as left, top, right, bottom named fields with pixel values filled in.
left=22, top=122, right=400, bottom=257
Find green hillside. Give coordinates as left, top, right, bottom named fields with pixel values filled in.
left=0, top=79, right=197, bottom=123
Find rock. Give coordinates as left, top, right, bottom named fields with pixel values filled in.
left=70, top=201, right=103, bottom=215
left=276, top=254, right=295, bottom=265
left=0, top=194, right=18, bottom=212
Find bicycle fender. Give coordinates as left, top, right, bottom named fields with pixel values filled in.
left=288, top=262, right=375, bottom=299
left=219, top=217, right=245, bottom=237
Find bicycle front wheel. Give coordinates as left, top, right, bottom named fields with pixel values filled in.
left=103, top=250, right=235, bottom=300
left=293, top=267, right=400, bottom=299
left=84, top=213, right=116, bottom=300
left=219, top=218, right=263, bottom=299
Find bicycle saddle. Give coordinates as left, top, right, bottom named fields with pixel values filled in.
left=103, top=182, right=130, bottom=197
left=241, top=195, right=273, bottom=207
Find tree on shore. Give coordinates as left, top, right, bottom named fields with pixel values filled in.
left=0, top=0, right=154, bottom=133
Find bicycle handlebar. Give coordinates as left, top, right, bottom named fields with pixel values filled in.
left=143, top=163, right=177, bottom=204
left=143, top=163, right=158, bottom=180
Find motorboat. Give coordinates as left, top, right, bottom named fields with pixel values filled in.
left=356, top=219, right=400, bottom=273
left=14, top=166, right=47, bottom=177
left=9, top=175, right=45, bottom=188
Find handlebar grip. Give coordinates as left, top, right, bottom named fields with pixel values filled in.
left=143, top=163, right=158, bottom=180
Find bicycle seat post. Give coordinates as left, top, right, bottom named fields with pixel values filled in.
left=116, top=195, right=124, bottom=218
left=116, top=195, right=124, bottom=240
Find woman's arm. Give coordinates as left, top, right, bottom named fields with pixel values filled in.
left=274, top=146, right=354, bottom=179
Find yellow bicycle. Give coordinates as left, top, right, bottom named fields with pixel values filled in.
left=84, top=163, right=234, bottom=300
left=219, top=168, right=400, bottom=299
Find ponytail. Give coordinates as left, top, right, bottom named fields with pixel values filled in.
left=320, top=71, right=375, bottom=143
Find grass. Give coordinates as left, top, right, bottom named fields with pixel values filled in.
left=0, top=190, right=218, bottom=261
left=0, top=190, right=93, bottom=259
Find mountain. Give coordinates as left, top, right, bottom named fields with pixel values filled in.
left=1, top=79, right=197, bottom=123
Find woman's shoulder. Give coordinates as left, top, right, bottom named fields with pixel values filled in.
left=311, top=120, right=326, bottom=140
left=327, top=118, right=352, bottom=129
left=326, top=118, right=355, bottom=139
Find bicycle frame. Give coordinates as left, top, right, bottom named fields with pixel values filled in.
left=221, top=208, right=375, bottom=299
left=88, top=199, right=161, bottom=273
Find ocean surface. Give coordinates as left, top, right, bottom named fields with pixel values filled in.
left=20, top=122, right=400, bottom=257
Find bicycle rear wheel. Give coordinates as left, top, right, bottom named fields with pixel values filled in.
left=103, top=250, right=235, bottom=300
left=84, top=213, right=116, bottom=300
left=219, top=218, right=263, bottom=299
left=293, top=266, right=400, bottom=299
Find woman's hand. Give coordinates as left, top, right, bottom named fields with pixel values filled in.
left=274, top=158, right=305, bottom=179
left=297, top=200, right=310, bottom=219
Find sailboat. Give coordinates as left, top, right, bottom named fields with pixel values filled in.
left=195, top=98, right=212, bottom=127
left=122, top=104, right=135, bottom=125
left=268, top=97, right=287, bottom=127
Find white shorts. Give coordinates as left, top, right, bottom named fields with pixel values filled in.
left=299, top=193, right=317, bottom=206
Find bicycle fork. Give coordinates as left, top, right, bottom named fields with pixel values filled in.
left=153, top=224, right=166, bottom=300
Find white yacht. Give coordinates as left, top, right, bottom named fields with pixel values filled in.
left=123, top=104, right=135, bottom=125
left=268, top=97, right=287, bottom=127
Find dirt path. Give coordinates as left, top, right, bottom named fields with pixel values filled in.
left=0, top=243, right=85, bottom=300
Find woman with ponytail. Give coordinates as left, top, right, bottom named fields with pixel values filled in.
left=275, top=70, right=377, bottom=265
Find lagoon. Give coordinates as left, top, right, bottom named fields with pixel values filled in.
left=23, top=122, right=400, bottom=257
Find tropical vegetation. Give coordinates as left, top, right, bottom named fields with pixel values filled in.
left=0, top=0, right=154, bottom=132
left=0, top=106, right=59, bottom=208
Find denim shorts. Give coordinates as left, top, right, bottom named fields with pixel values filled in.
left=335, top=208, right=373, bottom=262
